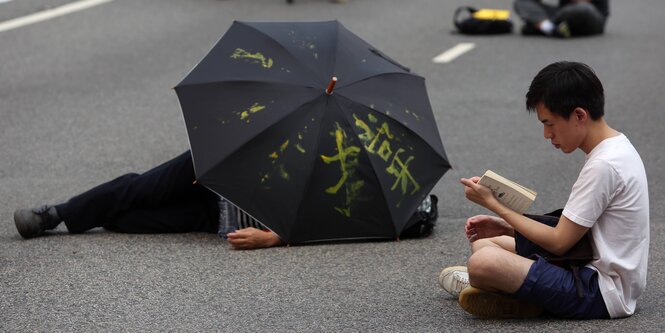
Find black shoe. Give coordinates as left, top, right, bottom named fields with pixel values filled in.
left=552, top=21, right=571, bottom=38
left=520, top=24, right=544, bottom=36
left=14, top=205, right=62, bottom=239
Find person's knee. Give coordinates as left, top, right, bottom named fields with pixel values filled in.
left=560, top=2, right=603, bottom=21
left=565, top=1, right=597, bottom=13
left=467, top=247, right=502, bottom=286
left=513, top=0, right=536, bottom=5
left=470, top=238, right=493, bottom=253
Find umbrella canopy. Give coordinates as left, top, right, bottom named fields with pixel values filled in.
left=175, top=20, right=451, bottom=244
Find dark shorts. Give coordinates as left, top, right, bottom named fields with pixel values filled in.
left=513, top=257, right=610, bottom=319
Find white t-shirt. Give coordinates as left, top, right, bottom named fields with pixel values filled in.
left=562, top=134, right=649, bottom=318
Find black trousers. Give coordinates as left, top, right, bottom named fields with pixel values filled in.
left=514, top=0, right=607, bottom=36
left=56, top=151, right=219, bottom=234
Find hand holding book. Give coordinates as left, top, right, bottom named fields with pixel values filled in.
left=461, top=170, right=537, bottom=214
left=476, top=170, right=537, bottom=214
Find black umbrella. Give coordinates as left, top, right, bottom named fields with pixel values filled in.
left=175, top=21, right=451, bottom=244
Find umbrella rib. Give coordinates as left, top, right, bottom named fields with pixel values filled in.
left=290, top=101, right=329, bottom=231
left=335, top=71, right=423, bottom=90
left=332, top=22, right=340, bottom=83
left=227, top=93, right=326, bottom=239
left=176, top=79, right=318, bottom=91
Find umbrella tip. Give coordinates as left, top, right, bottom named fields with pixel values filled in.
left=325, top=76, right=338, bottom=95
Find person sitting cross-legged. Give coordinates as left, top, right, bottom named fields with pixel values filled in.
left=439, top=61, right=649, bottom=319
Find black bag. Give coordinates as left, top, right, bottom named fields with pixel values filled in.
left=400, top=195, right=438, bottom=239
left=516, top=209, right=595, bottom=297
left=454, top=6, right=513, bottom=35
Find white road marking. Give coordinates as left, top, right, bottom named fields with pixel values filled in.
left=432, top=43, right=476, bottom=63
left=0, top=0, right=113, bottom=33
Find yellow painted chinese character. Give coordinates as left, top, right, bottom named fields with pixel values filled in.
left=386, top=148, right=420, bottom=195
left=230, top=48, right=273, bottom=68
left=320, top=127, right=361, bottom=195
left=354, top=114, right=394, bottom=161
left=334, top=179, right=364, bottom=218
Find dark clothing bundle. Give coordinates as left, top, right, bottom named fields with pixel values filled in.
left=560, top=0, right=609, bottom=16
left=514, top=0, right=609, bottom=36
left=56, top=152, right=220, bottom=234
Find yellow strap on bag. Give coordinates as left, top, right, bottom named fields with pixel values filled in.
left=472, top=9, right=510, bottom=20
left=454, top=6, right=513, bottom=35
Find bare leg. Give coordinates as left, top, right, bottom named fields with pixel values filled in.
left=470, top=235, right=516, bottom=253
left=467, top=245, right=534, bottom=293
left=465, top=215, right=532, bottom=293
left=457, top=215, right=540, bottom=318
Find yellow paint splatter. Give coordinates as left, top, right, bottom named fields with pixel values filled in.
left=268, top=140, right=289, bottom=164
left=230, top=48, right=273, bottom=68
left=238, top=103, right=266, bottom=123
left=406, top=109, right=421, bottom=121
left=279, top=164, right=290, bottom=180
left=280, top=140, right=289, bottom=152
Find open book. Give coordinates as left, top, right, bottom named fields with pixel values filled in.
left=478, top=170, right=537, bottom=214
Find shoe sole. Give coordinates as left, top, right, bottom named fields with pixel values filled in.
left=459, top=287, right=543, bottom=318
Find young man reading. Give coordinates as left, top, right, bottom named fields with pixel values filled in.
left=439, top=61, right=649, bottom=319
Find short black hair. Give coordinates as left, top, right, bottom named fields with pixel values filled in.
left=526, top=61, right=604, bottom=120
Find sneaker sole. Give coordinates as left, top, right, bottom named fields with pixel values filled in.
left=459, top=287, right=543, bottom=318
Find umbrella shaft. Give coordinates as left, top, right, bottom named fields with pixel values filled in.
left=325, top=76, right=338, bottom=95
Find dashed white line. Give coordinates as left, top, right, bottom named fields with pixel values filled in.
left=432, top=43, right=476, bottom=63
left=0, top=0, right=113, bottom=33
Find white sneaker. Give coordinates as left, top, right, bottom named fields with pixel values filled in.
left=438, top=266, right=470, bottom=297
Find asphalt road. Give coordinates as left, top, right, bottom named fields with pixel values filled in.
left=2, top=0, right=664, bottom=331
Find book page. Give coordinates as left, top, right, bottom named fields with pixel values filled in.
left=478, top=170, right=536, bottom=214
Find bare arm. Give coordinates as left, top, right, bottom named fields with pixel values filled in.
left=226, top=227, right=284, bottom=250
left=461, top=177, right=589, bottom=255
left=465, top=214, right=515, bottom=242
